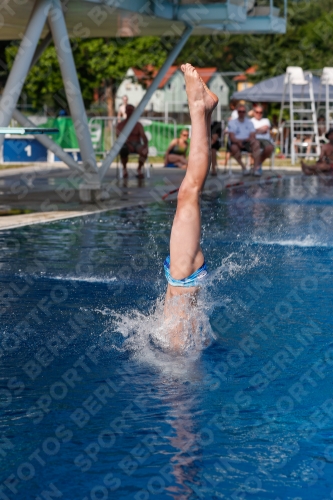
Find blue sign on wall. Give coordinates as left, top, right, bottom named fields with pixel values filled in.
left=3, top=138, right=48, bottom=162
left=53, top=150, right=82, bottom=162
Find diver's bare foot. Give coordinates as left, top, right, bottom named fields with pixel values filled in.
left=181, top=63, right=218, bottom=114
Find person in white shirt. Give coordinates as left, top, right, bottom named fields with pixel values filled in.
left=251, top=105, right=274, bottom=168
left=228, top=103, right=261, bottom=175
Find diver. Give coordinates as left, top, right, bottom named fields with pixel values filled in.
left=163, top=63, right=218, bottom=351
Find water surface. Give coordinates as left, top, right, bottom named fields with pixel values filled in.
left=1, top=175, right=333, bottom=500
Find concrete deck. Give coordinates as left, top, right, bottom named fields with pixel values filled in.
left=0, top=163, right=300, bottom=231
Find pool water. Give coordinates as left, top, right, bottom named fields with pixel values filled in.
left=1, top=175, right=333, bottom=500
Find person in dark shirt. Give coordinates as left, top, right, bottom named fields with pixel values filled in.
left=211, top=120, right=222, bottom=175
left=116, top=104, right=148, bottom=178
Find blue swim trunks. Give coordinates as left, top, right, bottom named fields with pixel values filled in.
left=163, top=255, right=208, bottom=288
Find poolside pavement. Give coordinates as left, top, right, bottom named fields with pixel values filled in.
left=0, top=163, right=300, bottom=231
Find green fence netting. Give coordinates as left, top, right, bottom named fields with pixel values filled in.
left=41, top=117, right=79, bottom=149
left=39, top=117, right=189, bottom=156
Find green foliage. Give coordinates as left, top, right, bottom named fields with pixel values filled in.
left=248, top=0, right=333, bottom=79
left=5, top=36, right=168, bottom=110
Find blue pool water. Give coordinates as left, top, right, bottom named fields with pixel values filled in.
left=1, top=175, right=333, bottom=500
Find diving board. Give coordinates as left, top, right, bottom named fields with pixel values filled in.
left=0, top=128, right=59, bottom=135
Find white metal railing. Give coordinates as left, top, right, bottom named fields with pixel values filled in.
left=278, top=121, right=322, bottom=161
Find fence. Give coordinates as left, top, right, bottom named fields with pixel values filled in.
left=88, top=116, right=184, bottom=158
left=8, top=116, right=189, bottom=162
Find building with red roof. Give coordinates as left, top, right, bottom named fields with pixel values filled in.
left=116, top=66, right=229, bottom=117
left=233, top=66, right=258, bottom=92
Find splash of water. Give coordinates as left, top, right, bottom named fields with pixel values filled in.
left=98, top=291, right=214, bottom=374
left=96, top=250, right=263, bottom=372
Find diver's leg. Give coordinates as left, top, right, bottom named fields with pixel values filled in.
left=168, top=64, right=218, bottom=282
left=211, top=148, right=217, bottom=175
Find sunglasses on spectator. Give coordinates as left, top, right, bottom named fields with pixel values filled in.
left=238, top=110, right=246, bottom=113
left=254, top=110, right=263, bottom=114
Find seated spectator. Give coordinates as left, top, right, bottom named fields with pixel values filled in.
left=211, top=121, right=222, bottom=176
left=301, top=128, right=333, bottom=175
left=228, top=104, right=261, bottom=175
left=251, top=105, right=274, bottom=170
left=116, top=104, right=148, bottom=179
left=164, top=129, right=189, bottom=169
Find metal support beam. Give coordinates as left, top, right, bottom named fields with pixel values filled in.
left=0, top=0, right=51, bottom=148
left=12, top=109, right=84, bottom=173
left=29, top=30, right=53, bottom=70
left=99, top=25, right=193, bottom=181
left=6, top=29, right=83, bottom=173
left=48, top=0, right=99, bottom=186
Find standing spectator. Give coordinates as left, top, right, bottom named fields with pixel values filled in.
left=117, top=95, right=128, bottom=122
left=251, top=104, right=274, bottom=171
left=228, top=103, right=261, bottom=175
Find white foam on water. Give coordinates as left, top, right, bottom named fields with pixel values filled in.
left=97, top=293, right=214, bottom=377
left=96, top=251, right=262, bottom=374
left=18, top=274, right=118, bottom=284
left=252, top=235, right=330, bottom=248
left=56, top=275, right=118, bottom=283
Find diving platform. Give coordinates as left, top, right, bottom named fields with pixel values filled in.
left=0, top=0, right=287, bottom=39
